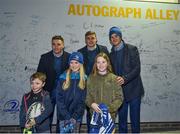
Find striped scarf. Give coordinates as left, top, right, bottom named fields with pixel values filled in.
left=90, top=103, right=115, bottom=133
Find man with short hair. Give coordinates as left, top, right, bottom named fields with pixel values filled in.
left=78, top=31, right=109, bottom=132
left=37, top=35, right=70, bottom=132
left=78, top=31, right=109, bottom=76
left=109, top=26, right=144, bottom=133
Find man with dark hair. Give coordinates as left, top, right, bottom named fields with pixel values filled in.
left=37, top=35, right=70, bottom=132
left=78, top=31, right=109, bottom=132
left=109, top=26, right=144, bottom=133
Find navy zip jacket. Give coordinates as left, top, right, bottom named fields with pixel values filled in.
left=56, top=72, right=87, bottom=121
left=19, top=90, right=53, bottom=132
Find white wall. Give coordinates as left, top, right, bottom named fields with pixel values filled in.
left=0, top=0, right=180, bottom=125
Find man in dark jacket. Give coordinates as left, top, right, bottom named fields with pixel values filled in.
left=37, top=35, right=70, bottom=132
left=78, top=31, right=109, bottom=76
left=109, top=26, right=144, bottom=133
left=78, top=31, right=109, bottom=132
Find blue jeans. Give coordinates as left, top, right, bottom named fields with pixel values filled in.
left=118, top=97, right=141, bottom=133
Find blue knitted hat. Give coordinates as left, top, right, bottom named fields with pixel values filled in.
left=69, top=52, right=84, bottom=64
left=109, top=26, right=122, bottom=39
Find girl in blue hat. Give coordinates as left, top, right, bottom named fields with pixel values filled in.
left=56, top=52, right=87, bottom=133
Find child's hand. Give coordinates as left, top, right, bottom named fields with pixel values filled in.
left=29, top=118, right=36, bottom=126
left=70, top=118, right=76, bottom=125
left=25, top=118, right=36, bottom=129
left=25, top=120, right=32, bottom=129
left=91, top=103, right=102, bottom=113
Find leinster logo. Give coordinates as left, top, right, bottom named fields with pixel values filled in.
left=3, top=99, right=19, bottom=112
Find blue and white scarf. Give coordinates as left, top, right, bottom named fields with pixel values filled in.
left=90, top=103, right=115, bottom=133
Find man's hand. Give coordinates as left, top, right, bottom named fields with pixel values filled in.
left=116, top=76, right=125, bottom=86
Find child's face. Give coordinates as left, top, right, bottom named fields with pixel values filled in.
left=30, top=78, right=45, bottom=94
left=70, top=60, right=81, bottom=72
left=96, top=57, right=108, bottom=73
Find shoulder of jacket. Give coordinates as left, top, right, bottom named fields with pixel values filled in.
left=41, top=90, right=50, bottom=96
left=63, top=51, right=71, bottom=56
left=87, top=74, right=96, bottom=81
left=97, top=44, right=107, bottom=49
left=125, top=43, right=137, bottom=50
left=59, top=72, right=67, bottom=80
left=108, top=72, right=116, bottom=78
left=24, top=92, right=31, bottom=100
left=111, top=73, right=118, bottom=82
left=41, top=51, right=53, bottom=57
left=78, top=46, right=87, bottom=52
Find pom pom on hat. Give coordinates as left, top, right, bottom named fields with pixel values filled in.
left=69, top=52, right=84, bottom=64
left=109, top=26, right=122, bottom=39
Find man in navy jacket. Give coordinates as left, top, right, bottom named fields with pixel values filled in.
left=109, top=27, right=144, bottom=133
left=78, top=31, right=109, bottom=132
left=37, top=35, right=70, bottom=132
left=78, top=31, right=109, bottom=76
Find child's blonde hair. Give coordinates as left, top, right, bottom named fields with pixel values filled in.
left=63, top=64, right=86, bottom=90
left=30, top=72, right=46, bottom=82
